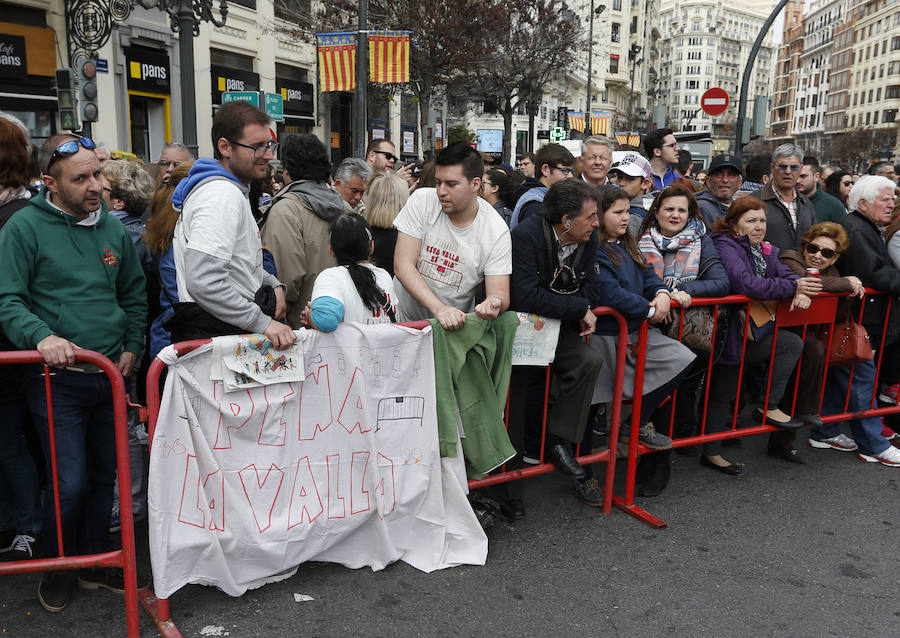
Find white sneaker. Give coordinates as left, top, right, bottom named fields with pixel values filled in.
left=808, top=433, right=858, bottom=451
left=857, top=445, right=900, bottom=467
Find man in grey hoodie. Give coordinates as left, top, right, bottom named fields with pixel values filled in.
left=261, top=134, right=351, bottom=328
left=171, top=101, right=294, bottom=348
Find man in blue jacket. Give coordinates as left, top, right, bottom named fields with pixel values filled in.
left=508, top=180, right=606, bottom=504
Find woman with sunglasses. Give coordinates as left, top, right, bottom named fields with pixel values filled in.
left=824, top=170, right=853, bottom=213
left=591, top=187, right=696, bottom=460
left=781, top=223, right=899, bottom=461
left=777, top=223, right=864, bottom=462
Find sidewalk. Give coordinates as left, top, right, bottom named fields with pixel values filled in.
left=1, top=429, right=897, bottom=636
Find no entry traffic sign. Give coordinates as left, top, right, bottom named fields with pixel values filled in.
left=701, top=87, right=729, bottom=116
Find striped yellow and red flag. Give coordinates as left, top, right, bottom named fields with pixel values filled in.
left=568, top=111, right=585, bottom=133
left=316, top=32, right=356, bottom=92
left=590, top=111, right=611, bottom=136
left=368, top=30, right=411, bottom=83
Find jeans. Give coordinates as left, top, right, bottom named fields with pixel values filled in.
left=816, top=360, right=889, bottom=456
left=26, top=368, right=117, bottom=557
left=0, top=401, right=42, bottom=533
left=112, top=376, right=147, bottom=519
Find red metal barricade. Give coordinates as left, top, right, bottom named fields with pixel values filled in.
left=613, top=290, right=900, bottom=528
left=0, top=350, right=141, bottom=637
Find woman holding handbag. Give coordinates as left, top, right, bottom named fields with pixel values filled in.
left=779, top=222, right=865, bottom=461
left=705, top=198, right=820, bottom=474
left=783, top=223, right=900, bottom=463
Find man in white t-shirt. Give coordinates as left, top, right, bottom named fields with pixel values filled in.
left=393, top=142, right=512, bottom=329
left=170, top=101, right=295, bottom=349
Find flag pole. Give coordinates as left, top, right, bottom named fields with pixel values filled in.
left=354, top=0, right=368, bottom=159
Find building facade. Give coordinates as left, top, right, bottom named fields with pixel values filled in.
left=657, top=0, right=776, bottom=153
left=460, top=0, right=661, bottom=161
left=791, top=0, right=850, bottom=154
left=843, top=0, right=900, bottom=158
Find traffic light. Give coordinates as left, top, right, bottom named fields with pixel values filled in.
left=79, top=59, right=98, bottom=122
left=54, top=67, right=79, bottom=131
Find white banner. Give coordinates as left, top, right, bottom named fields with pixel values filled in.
left=511, top=313, right=560, bottom=367
left=149, top=324, right=486, bottom=598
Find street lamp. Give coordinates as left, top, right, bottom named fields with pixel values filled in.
left=584, top=3, right=606, bottom=138
left=627, top=43, right=642, bottom=133
left=135, top=0, right=230, bottom=157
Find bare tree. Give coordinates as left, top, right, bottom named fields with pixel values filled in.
left=457, top=0, right=582, bottom=163
left=369, top=1, right=490, bottom=155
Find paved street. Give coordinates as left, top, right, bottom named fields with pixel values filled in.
left=1, top=430, right=898, bottom=637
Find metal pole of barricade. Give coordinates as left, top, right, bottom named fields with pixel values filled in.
left=0, top=350, right=141, bottom=637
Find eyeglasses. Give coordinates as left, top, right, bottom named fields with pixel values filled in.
left=776, top=163, right=801, bottom=172
left=549, top=264, right=582, bottom=295
left=373, top=149, right=398, bottom=163
left=662, top=142, right=679, bottom=149
left=553, top=165, right=576, bottom=176
left=157, top=160, right=182, bottom=169
left=227, top=138, right=279, bottom=158
left=840, top=180, right=854, bottom=187
left=805, top=243, right=836, bottom=259
left=45, top=137, right=96, bottom=173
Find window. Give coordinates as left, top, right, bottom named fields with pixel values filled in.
left=613, top=0, right=622, bottom=10
left=630, top=16, right=638, bottom=34
left=884, top=109, right=897, bottom=123
left=877, top=88, right=882, bottom=101
left=686, top=80, right=699, bottom=89
left=886, top=86, right=900, bottom=99
left=873, top=111, right=879, bottom=124
left=609, top=55, right=619, bottom=74
left=612, top=23, right=620, bottom=42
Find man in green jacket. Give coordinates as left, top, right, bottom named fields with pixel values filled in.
left=0, top=134, right=147, bottom=613
left=798, top=156, right=846, bottom=223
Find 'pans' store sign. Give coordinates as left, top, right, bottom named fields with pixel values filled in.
left=0, top=34, right=26, bottom=79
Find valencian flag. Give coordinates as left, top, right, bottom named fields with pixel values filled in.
left=615, top=131, right=642, bottom=147
left=567, top=111, right=585, bottom=133
left=369, top=30, right=412, bottom=83
left=317, top=32, right=357, bottom=92
left=590, top=112, right=611, bottom=136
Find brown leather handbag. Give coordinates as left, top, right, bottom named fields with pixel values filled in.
left=825, top=320, right=875, bottom=366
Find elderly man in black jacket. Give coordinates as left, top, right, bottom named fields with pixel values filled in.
left=826, top=175, right=900, bottom=467
left=751, top=144, right=817, bottom=250
left=505, top=179, right=607, bottom=507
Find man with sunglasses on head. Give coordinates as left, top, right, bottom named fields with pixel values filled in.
left=750, top=144, right=817, bottom=251
left=509, top=143, right=576, bottom=228
left=506, top=179, right=606, bottom=501
left=0, top=134, right=148, bottom=611
left=169, top=101, right=295, bottom=349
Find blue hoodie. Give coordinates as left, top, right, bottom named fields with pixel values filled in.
left=171, top=158, right=243, bottom=211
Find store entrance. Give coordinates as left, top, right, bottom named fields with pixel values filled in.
left=129, top=95, right=166, bottom=161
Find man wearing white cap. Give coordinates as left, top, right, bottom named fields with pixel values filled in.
left=608, top=152, right=655, bottom=236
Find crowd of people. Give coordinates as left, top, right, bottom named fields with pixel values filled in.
left=1, top=104, right=900, bottom=614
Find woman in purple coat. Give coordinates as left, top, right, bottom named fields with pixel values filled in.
left=704, top=198, right=822, bottom=474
